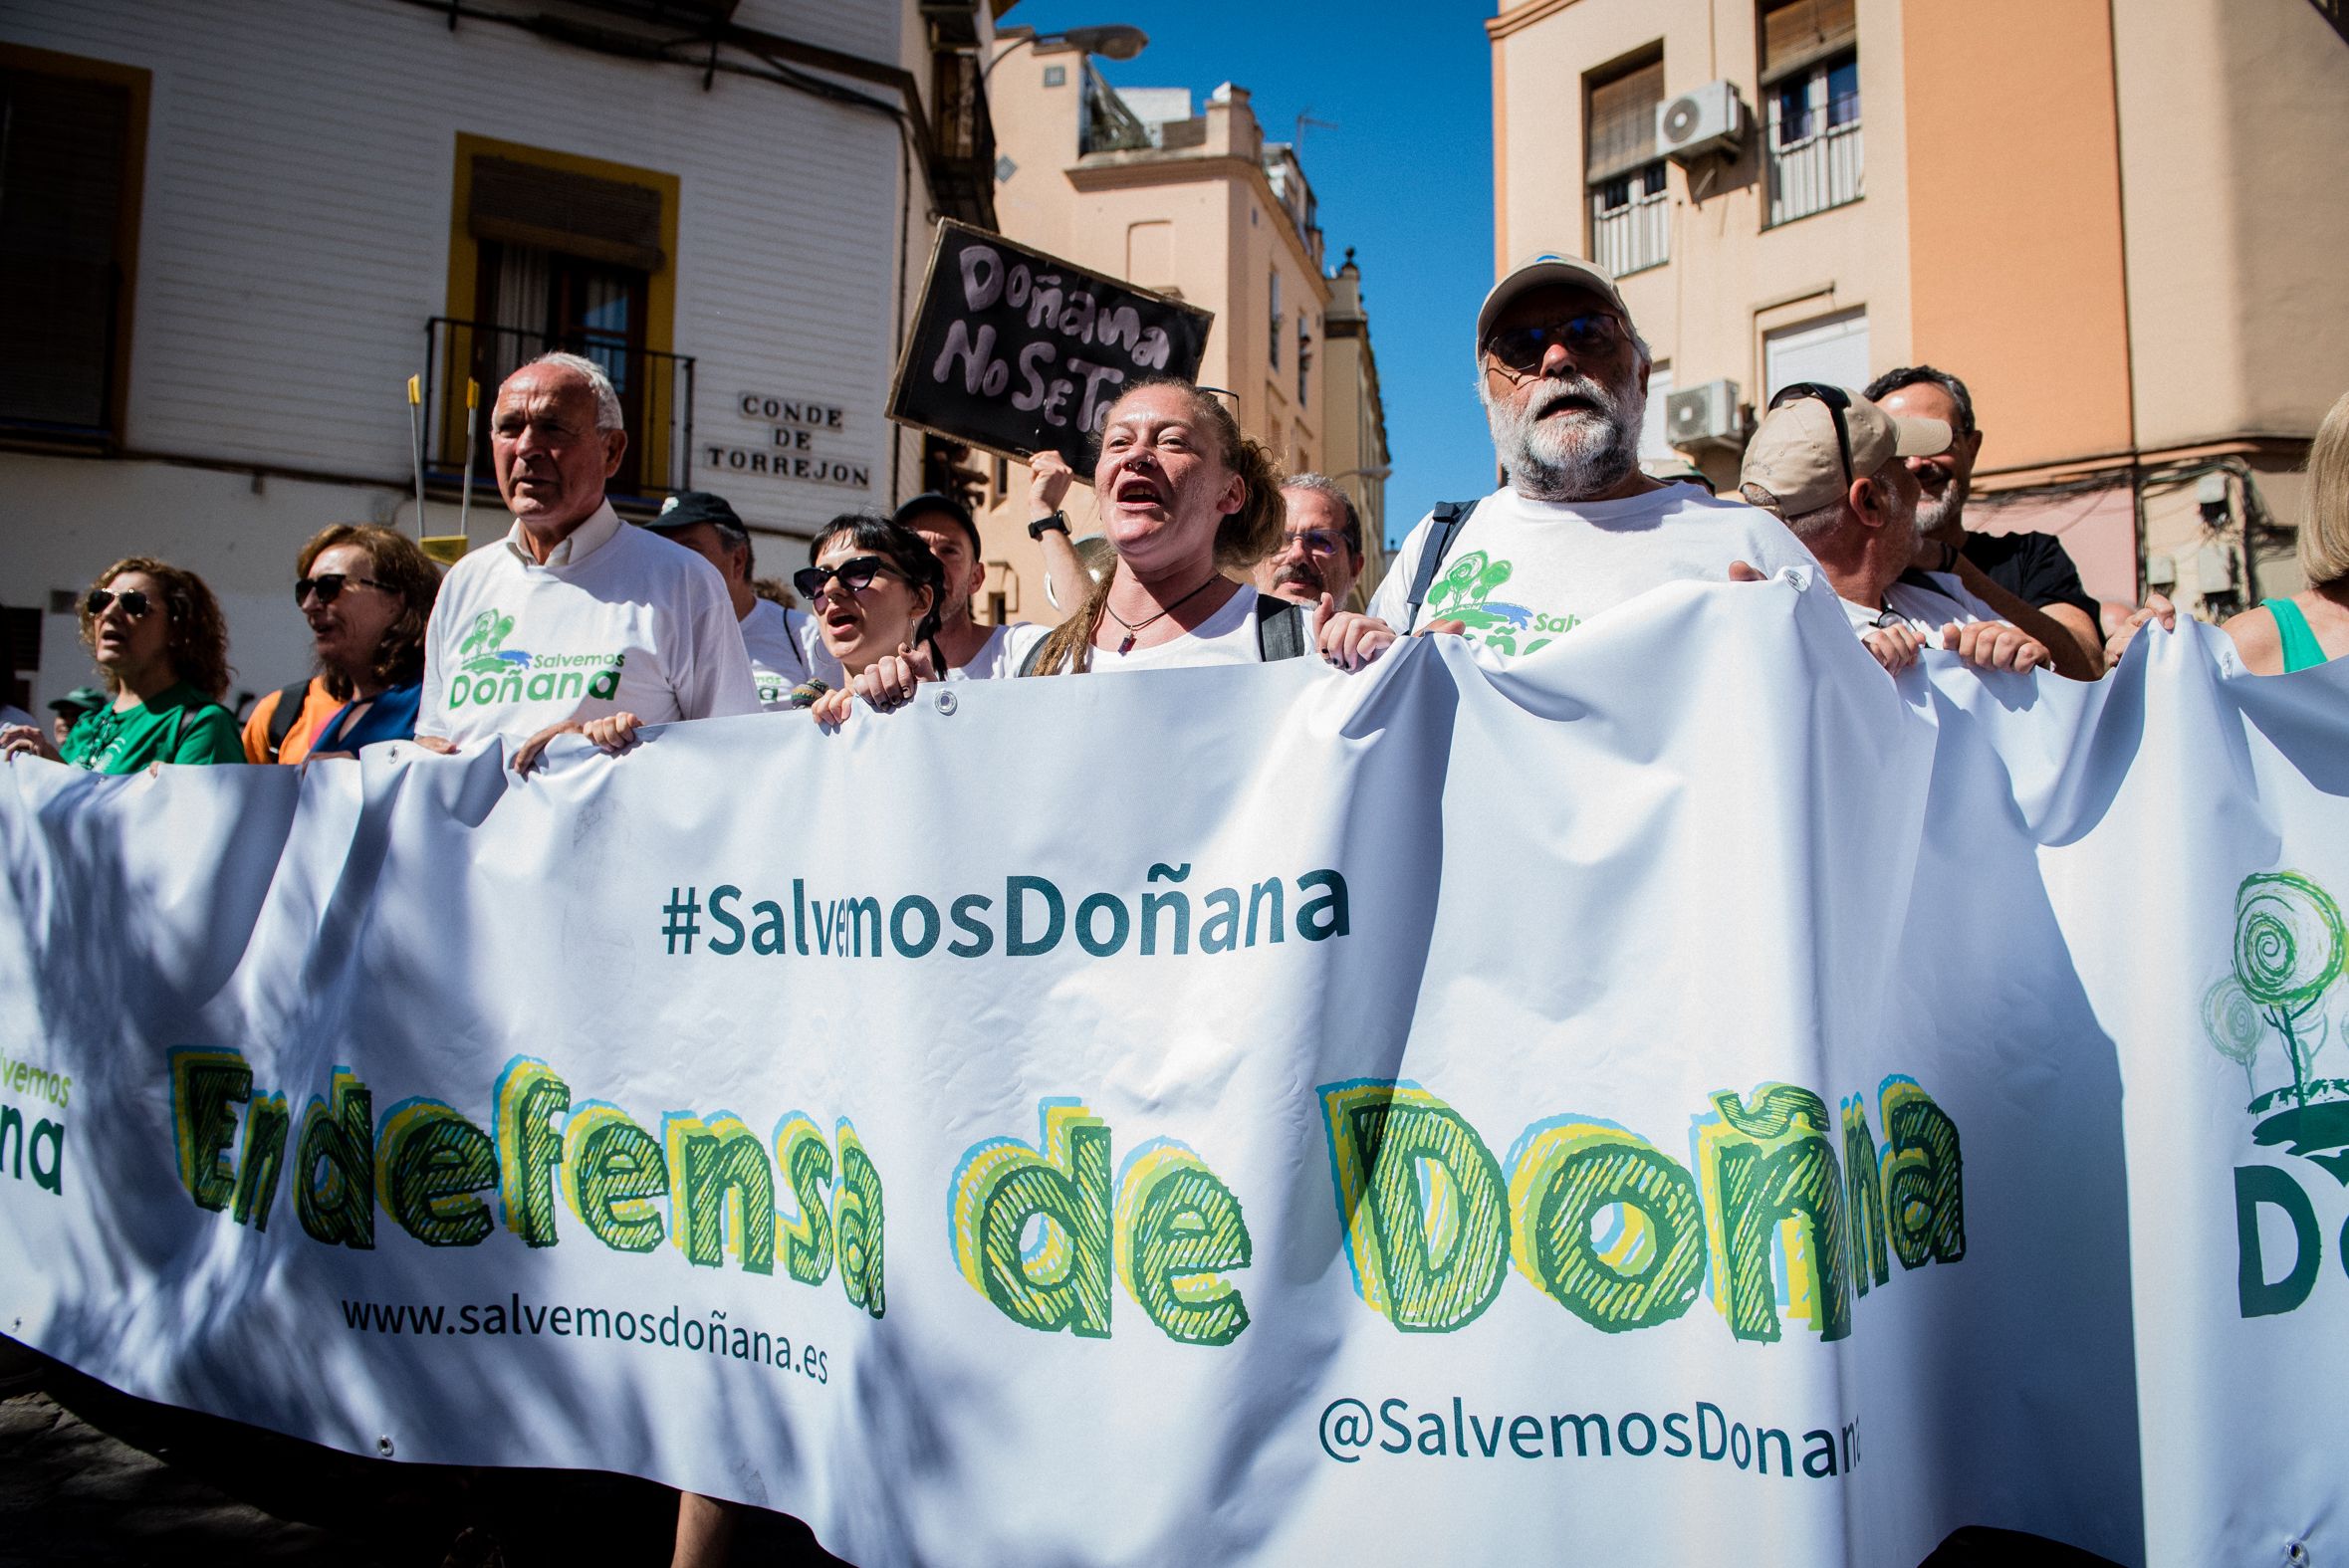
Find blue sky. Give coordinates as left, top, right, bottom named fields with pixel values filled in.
left=1001, top=0, right=1500, bottom=547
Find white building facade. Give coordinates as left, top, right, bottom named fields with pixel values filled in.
left=1, top=0, right=996, bottom=714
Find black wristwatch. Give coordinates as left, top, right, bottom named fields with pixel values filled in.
left=1028, top=511, right=1070, bottom=541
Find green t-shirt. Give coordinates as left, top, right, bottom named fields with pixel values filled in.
left=57, top=684, right=244, bottom=773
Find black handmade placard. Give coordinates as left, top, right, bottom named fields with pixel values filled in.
left=887, top=219, right=1215, bottom=469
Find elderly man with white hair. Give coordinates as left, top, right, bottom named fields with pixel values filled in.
left=1738, top=383, right=2051, bottom=676
left=1317, top=254, right=1821, bottom=668
left=413, top=351, right=758, bottom=760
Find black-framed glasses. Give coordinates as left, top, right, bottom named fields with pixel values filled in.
left=1767, top=381, right=1856, bottom=491
left=793, top=556, right=898, bottom=602
left=295, top=572, right=385, bottom=607
left=85, top=588, right=154, bottom=619
left=1482, top=313, right=1628, bottom=377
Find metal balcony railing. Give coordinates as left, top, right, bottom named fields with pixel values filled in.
left=422, top=317, right=696, bottom=506
left=1766, top=119, right=1864, bottom=228
left=1589, top=175, right=1670, bottom=278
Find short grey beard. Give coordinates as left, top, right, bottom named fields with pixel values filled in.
left=1486, top=374, right=1646, bottom=503
left=1914, top=472, right=1969, bottom=537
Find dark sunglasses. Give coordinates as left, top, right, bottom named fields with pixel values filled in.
left=294, top=572, right=385, bottom=607
left=1767, top=381, right=1856, bottom=490
left=85, top=588, right=154, bottom=619
left=1482, top=313, right=1628, bottom=376
left=792, top=556, right=899, bottom=601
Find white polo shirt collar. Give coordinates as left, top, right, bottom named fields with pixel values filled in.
left=503, top=500, right=623, bottom=568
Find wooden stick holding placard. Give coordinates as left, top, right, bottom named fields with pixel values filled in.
left=405, top=375, right=427, bottom=528
left=414, top=374, right=472, bottom=567
left=457, top=377, right=479, bottom=548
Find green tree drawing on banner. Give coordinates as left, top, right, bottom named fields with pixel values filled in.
left=2231, top=872, right=2346, bottom=1109
left=2203, top=977, right=2266, bottom=1094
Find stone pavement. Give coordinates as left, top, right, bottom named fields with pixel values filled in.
left=0, top=1355, right=838, bottom=1566
left=0, top=1387, right=399, bottom=1566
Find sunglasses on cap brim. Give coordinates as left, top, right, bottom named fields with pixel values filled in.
left=1766, top=382, right=1856, bottom=491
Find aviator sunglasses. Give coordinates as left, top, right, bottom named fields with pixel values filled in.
left=84, top=587, right=155, bottom=619
left=1481, top=313, right=1629, bottom=377
left=294, top=572, right=384, bottom=607
left=1766, top=382, right=1857, bottom=491
left=793, top=555, right=900, bottom=602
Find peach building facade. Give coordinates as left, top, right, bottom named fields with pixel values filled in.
left=1489, top=0, right=2349, bottom=620
left=959, top=32, right=1388, bottom=625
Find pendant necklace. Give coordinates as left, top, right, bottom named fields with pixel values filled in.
left=1103, top=573, right=1223, bottom=654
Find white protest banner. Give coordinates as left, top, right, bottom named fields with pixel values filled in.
left=0, top=581, right=2339, bottom=1567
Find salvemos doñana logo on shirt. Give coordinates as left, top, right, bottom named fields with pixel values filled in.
left=2206, top=869, right=2349, bottom=1317
left=1426, top=551, right=1579, bottom=655
left=447, top=607, right=625, bottom=710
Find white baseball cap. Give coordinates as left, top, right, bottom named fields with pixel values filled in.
left=1476, top=253, right=1633, bottom=354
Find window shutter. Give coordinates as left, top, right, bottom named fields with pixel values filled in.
left=468, top=156, right=664, bottom=272
left=1586, top=58, right=1665, bottom=185
left=1761, top=0, right=1857, bottom=82
left=0, top=70, right=130, bottom=431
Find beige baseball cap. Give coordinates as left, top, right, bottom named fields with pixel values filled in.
left=1738, top=390, right=1952, bottom=517
left=1475, top=253, right=1632, bottom=353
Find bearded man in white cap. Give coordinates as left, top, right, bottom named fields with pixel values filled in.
left=1316, top=253, right=1819, bottom=668
left=1738, top=383, right=2050, bottom=676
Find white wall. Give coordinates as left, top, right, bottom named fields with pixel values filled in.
left=2, top=454, right=408, bottom=716
left=1, top=0, right=912, bottom=530
left=2, top=0, right=936, bottom=710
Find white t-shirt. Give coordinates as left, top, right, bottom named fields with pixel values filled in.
left=1839, top=570, right=1999, bottom=637
left=417, top=504, right=762, bottom=747
left=943, top=622, right=1034, bottom=682
left=999, top=584, right=1275, bottom=674
left=739, top=597, right=841, bottom=709
left=1366, top=482, right=1821, bottom=653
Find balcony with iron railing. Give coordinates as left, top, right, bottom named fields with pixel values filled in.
left=1589, top=164, right=1670, bottom=278
left=1764, top=59, right=1863, bottom=228
left=423, top=317, right=696, bottom=509
left=929, top=47, right=998, bottom=228
left=1766, top=119, right=1863, bottom=227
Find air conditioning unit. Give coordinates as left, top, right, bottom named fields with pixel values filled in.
left=1656, top=81, right=1747, bottom=164
left=1665, top=379, right=1744, bottom=451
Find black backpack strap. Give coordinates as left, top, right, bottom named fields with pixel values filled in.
left=264, top=678, right=312, bottom=762
left=1403, top=500, right=1480, bottom=633
left=1018, top=632, right=1050, bottom=678
left=1254, top=595, right=1310, bottom=661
